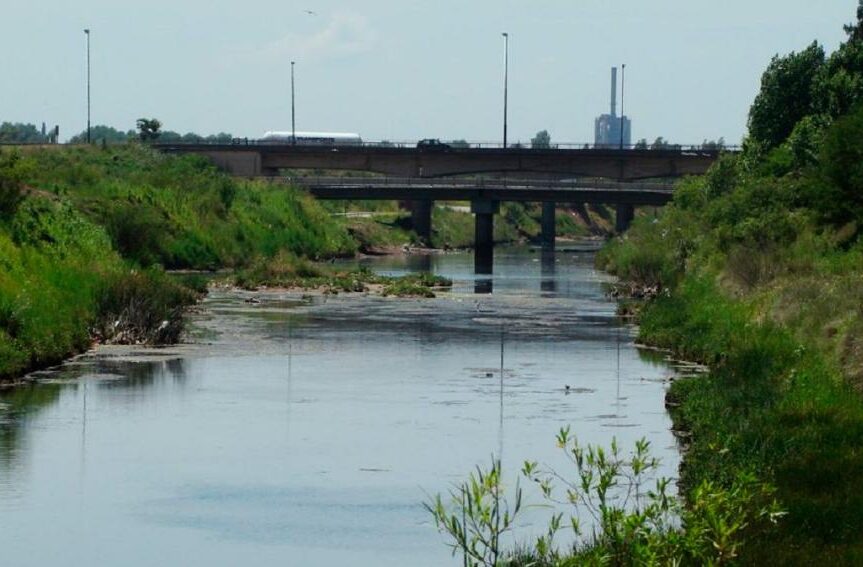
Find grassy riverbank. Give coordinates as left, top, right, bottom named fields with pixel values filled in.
left=596, top=8, right=863, bottom=563
left=0, top=144, right=361, bottom=380
left=21, top=144, right=357, bottom=268
left=0, top=143, right=475, bottom=380
left=0, top=191, right=196, bottom=379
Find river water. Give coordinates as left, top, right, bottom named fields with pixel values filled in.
left=0, top=246, right=680, bottom=566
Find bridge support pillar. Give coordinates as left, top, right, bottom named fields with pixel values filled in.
left=409, top=200, right=433, bottom=243
left=472, top=199, right=499, bottom=274
left=615, top=204, right=635, bottom=233
left=541, top=202, right=556, bottom=249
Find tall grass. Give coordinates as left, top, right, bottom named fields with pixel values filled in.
left=20, top=144, right=356, bottom=269
left=0, top=196, right=193, bottom=379
left=649, top=279, right=863, bottom=563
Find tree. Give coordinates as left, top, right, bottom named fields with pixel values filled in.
left=136, top=118, right=162, bottom=142
left=748, top=42, right=825, bottom=150
left=449, top=139, right=470, bottom=148
left=701, top=137, right=726, bottom=150
left=0, top=122, right=47, bottom=143
left=651, top=137, right=670, bottom=150
left=634, top=138, right=648, bottom=150
left=807, top=103, right=863, bottom=227
left=844, top=0, right=863, bottom=41
left=157, top=130, right=182, bottom=142
left=812, top=3, right=863, bottom=119
left=69, top=125, right=131, bottom=144
left=531, top=130, right=551, bottom=149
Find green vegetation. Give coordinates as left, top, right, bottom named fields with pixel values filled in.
left=20, top=144, right=355, bottom=269
left=232, top=250, right=451, bottom=297
left=0, top=122, right=56, bottom=144
left=596, top=4, right=863, bottom=563
left=381, top=272, right=452, bottom=298
left=0, top=164, right=196, bottom=379
left=531, top=130, right=551, bottom=149
left=428, top=431, right=783, bottom=566
left=66, top=122, right=234, bottom=145
left=68, top=125, right=135, bottom=145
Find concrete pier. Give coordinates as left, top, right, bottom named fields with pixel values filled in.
left=409, top=200, right=433, bottom=242
left=472, top=199, right=499, bottom=274
left=615, top=203, right=635, bottom=233
left=541, top=202, right=556, bottom=249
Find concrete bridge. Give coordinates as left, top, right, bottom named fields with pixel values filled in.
left=153, top=142, right=723, bottom=273
left=154, top=142, right=722, bottom=180
left=285, top=176, right=674, bottom=272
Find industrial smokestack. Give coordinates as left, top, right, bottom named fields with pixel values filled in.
left=610, top=67, right=618, bottom=116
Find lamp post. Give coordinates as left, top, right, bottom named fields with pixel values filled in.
left=502, top=32, right=509, bottom=149
left=84, top=28, right=91, bottom=144
left=291, top=61, right=296, bottom=145
left=619, top=63, right=626, bottom=150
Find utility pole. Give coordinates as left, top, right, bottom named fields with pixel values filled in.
left=291, top=61, right=296, bottom=145
left=84, top=28, right=91, bottom=144
left=502, top=32, right=509, bottom=149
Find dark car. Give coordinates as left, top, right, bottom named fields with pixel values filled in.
left=416, top=138, right=451, bottom=151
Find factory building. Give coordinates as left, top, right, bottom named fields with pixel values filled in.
left=594, top=67, right=631, bottom=148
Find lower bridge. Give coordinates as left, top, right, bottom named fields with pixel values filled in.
left=282, top=176, right=674, bottom=273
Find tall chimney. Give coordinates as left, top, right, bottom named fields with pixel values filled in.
left=610, top=67, right=618, bottom=116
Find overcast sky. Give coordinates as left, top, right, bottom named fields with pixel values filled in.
left=1, top=1, right=857, bottom=144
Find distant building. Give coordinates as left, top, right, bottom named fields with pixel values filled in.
left=594, top=67, right=631, bottom=148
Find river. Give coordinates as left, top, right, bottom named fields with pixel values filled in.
left=0, top=245, right=681, bottom=566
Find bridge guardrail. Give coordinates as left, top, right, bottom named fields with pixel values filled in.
left=151, top=139, right=739, bottom=153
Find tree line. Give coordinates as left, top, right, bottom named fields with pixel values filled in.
left=0, top=120, right=232, bottom=145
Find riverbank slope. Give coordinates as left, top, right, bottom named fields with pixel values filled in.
left=598, top=9, right=863, bottom=563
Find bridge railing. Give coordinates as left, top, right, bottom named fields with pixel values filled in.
left=153, top=139, right=739, bottom=153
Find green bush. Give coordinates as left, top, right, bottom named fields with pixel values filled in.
left=0, top=150, right=31, bottom=217
left=429, top=432, right=783, bottom=566
left=811, top=104, right=863, bottom=227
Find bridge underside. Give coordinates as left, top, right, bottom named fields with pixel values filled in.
left=157, top=144, right=718, bottom=181
left=303, top=185, right=671, bottom=206
left=301, top=182, right=666, bottom=274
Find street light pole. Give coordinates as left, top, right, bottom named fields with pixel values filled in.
left=84, top=28, right=91, bottom=144
left=291, top=61, right=296, bottom=145
left=502, top=32, right=509, bottom=149
left=619, top=63, right=626, bottom=150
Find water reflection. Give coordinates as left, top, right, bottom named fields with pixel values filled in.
left=0, top=382, right=64, bottom=472
left=540, top=249, right=557, bottom=294
left=0, top=356, right=190, bottom=475
left=474, top=278, right=493, bottom=294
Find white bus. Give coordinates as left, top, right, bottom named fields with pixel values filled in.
left=261, top=131, right=362, bottom=145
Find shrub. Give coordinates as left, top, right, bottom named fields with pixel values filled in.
left=813, top=103, right=863, bottom=227
left=92, top=268, right=198, bottom=345
left=428, top=432, right=783, bottom=566
left=0, top=150, right=30, bottom=216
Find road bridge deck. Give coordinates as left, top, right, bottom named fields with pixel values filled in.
left=155, top=142, right=723, bottom=180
